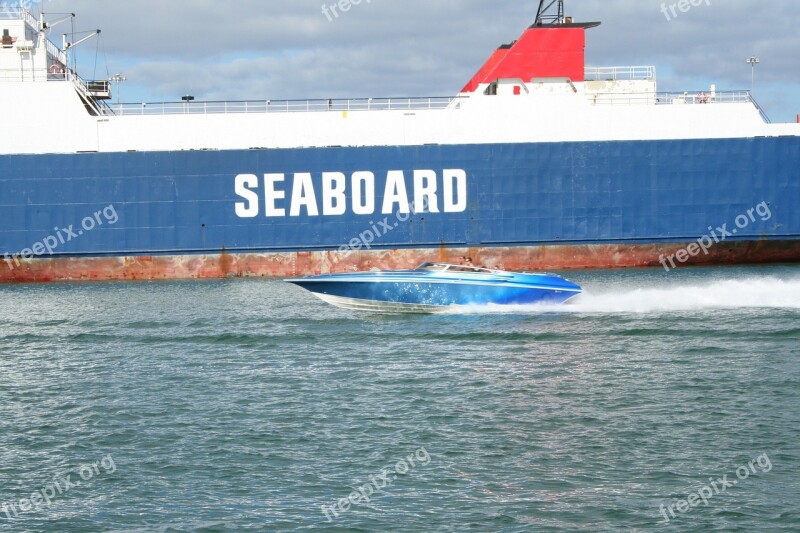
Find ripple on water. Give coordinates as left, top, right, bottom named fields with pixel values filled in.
left=0, top=267, right=798, bottom=531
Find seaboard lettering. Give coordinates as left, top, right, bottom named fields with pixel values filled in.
left=234, top=169, right=467, bottom=218
left=352, top=171, right=375, bottom=215
left=322, top=172, right=347, bottom=216
left=382, top=170, right=410, bottom=215
left=414, top=170, right=440, bottom=214
left=289, top=173, right=319, bottom=217
left=234, top=174, right=259, bottom=218
left=443, top=169, right=467, bottom=213
left=264, top=173, right=286, bottom=217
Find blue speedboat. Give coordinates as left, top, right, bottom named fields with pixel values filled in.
left=286, top=262, right=582, bottom=313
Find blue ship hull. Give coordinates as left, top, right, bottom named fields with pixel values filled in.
left=1, top=137, right=799, bottom=281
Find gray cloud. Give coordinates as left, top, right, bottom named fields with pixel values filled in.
left=36, top=0, right=800, bottom=121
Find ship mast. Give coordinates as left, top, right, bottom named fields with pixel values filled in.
left=535, top=0, right=566, bottom=25
left=534, top=1, right=601, bottom=29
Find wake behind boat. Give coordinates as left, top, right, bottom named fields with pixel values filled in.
left=287, top=262, right=582, bottom=313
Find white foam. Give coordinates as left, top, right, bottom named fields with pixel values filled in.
left=448, top=276, right=800, bottom=315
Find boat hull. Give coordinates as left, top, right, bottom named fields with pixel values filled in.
left=286, top=261, right=582, bottom=312
left=289, top=277, right=579, bottom=308
left=310, top=293, right=451, bottom=314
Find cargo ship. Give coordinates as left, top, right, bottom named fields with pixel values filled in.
left=1, top=1, right=799, bottom=282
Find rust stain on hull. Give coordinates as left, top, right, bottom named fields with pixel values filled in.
left=2, top=240, right=799, bottom=283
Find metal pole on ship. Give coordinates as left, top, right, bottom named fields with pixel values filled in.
left=746, top=56, right=759, bottom=94
left=110, top=73, right=126, bottom=108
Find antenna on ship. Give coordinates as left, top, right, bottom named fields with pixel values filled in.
left=534, top=1, right=600, bottom=29
left=536, top=0, right=566, bottom=25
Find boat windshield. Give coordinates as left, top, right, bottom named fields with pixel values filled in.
left=417, top=262, right=448, bottom=271
left=416, top=262, right=499, bottom=274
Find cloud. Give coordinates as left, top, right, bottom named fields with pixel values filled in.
left=37, top=0, right=800, bottom=121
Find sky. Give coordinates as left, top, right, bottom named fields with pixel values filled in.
left=14, top=0, right=800, bottom=122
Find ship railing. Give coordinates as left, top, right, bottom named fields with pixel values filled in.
left=657, top=91, right=753, bottom=105
left=587, top=91, right=754, bottom=106
left=585, top=66, right=656, bottom=81
left=0, top=68, right=24, bottom=82
left=63, top=70, right=112, bottom=115
left=109, top=96, right=467, bottom=116
left=44, top=38, right=68, bottom=66
left=5, top=8, right=69, bottom=66
left=20, top=8, right=38, bottom=27
left=740, top=92, right=771, bottom=123
left=0, top=67, right=68, bottom=83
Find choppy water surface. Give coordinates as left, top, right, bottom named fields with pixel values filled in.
left=1, top=265, right=799, bottom=532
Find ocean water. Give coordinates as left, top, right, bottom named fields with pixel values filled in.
left=1, top=265, right=799, bottom=532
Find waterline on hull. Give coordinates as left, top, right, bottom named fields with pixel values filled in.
left=312, top=293, right=451, bottom=314
left=1, top=240, right=799, bottom=283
